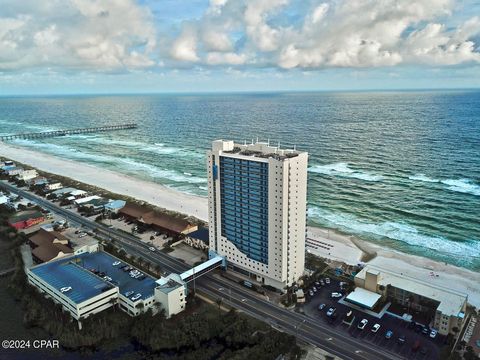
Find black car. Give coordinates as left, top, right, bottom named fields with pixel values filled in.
left=415, top=324, right=423, bottom=333
left=420, top=347, right=428, bottom=355
left=408, top=321, right=416, bottom=329
left=398, top=335, right=406, bottom=345
left=422, top=326, right=430, bottom=335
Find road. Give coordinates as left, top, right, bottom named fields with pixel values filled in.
left=2, top=181, right=405, bottom=360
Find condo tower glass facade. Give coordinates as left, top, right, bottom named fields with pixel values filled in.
left=219, top=157, right=268, bottom=264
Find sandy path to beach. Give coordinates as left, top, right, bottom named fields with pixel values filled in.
left=1, top=141, right=479, bottom=308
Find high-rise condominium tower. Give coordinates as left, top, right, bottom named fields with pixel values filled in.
left=207, top=140, right=308, bottom=289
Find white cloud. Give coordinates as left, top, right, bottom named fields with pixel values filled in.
left=206, top=51, right=246, bottom=65
left=170, top=26, right=200, bottom=62
left=0, top=0, right=156, bottom=71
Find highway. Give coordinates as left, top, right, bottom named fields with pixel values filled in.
left=1, top=181, right=405, bottom=360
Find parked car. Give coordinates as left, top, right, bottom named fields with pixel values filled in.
left=398, top=335, right=406, bottom=345
left=319, top=279, right=325, bottom=286
left=103, top=276, right=112, bottom=282
left=112, top=261, right=121, bottom=266
left=325, top=278, right=331, bottom=285
left=357, top=319, right=368, bottom=330
left=125, top=291, right=134, bottom=297
left=326, top=307, right=336, bottom=317
left=308, top=290, right=314, bottom=296
left=408, top=321, right=416, bottom=329
left=149, top=246, right=156, bottom=252
left=429, top=329, right=438, bottom=338
left=385, top=330, right=393, bottom=339
left=60, top=286, right=72, bottom=293
left=318, top=303, right=326, bottom=311
left=130, top=293, right=141, bottom=301
left=314, top=281, right=320, bottom=286
left=331, top=292, right=342, bottom=298
left=422, top=326, right=430, bottom=335
left=371, top=323, right=381, bottom=333
left=137, top=275, right=146, bottom=281
left=415, top=324, right=423, bottom=333
left=312, top=286, right=317, bottom=293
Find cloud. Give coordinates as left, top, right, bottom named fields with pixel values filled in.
left=170, top=26, right=200, bottom=62
left=0, top=0, right=479, bottom=74
left=0, top=0, right=156, bottom=71
left=170, top=0, right=480, bottom=69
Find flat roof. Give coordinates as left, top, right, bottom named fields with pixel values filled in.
left=30, top=257, right=114, bottom=304
left=76, top=252, right=157, bottom=300
left=345, top=287, right=382, bottom=309
left=356, top=265, right=468, bottom=316
left=187, top=227, right=209, bottom=242
left=156, top=273, right=183, bottom=294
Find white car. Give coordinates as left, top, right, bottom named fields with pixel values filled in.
left=125, top=291, right=134, bottom=297
left=326, top=307, right=336, bottom=316
left=429, top=329, right=438, bottom=338
left=130, top=293, right=142, bottom=301
left=60, top=286, right=72, bottom=293
left=371, top=323, right=381, bottom=333
left=325, top=278, right=331, bottom=285
left=357, top=319, right=368, bottom=330
left=79, top=233, right=87, bottom=238
left=149, top=246, right=156, bottom=252
left=112, top=261, right=121, bottom=266
left=103, top=276, right=112, bottom=282
left=308, top=290, right=314, bottom=296
left=331, top=292, right=342, bottom=298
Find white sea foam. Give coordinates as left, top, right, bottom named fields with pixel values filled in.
left=184, top=172, right=192, bottom=176
left=308, top=162, right=383, bottom=182
left=12, top=139, right=207, bottom=185
left=408, top=174, right=439, bottom=183
left=308, top=206, right=480, bottom=261
left=441, top=178, right=480, bottom=196
left=409, top=174, right=480, bottom=196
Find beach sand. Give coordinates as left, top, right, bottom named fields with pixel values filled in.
left=2, top=141, right=479, bottom=308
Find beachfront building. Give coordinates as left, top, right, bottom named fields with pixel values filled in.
left=5, top=167, right=24, bottom=176
left=118, top=203, right=198, bottom=236
left=17, top=169, right=38, bottom=182
left=45, top=182, right=63, bottom=191
left=207, top=140, right=308, bottom=290
left=104, top=199, right=127, bottom=213
left=352, top=265, right=468, bottom=336
left=8, top=210, right=45, bottom=230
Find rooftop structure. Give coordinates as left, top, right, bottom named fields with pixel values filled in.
left=8, top=210, right=44, bottom=230
left=345, top=287, right=382, bottom=309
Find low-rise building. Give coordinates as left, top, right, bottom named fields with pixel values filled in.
left=26, top=176, right=49, bottom=186
left=104, top=200, right=126, bottom=213
left=6, top=167, right=24, bottom=176
left=8, top=210, right=45, bottom=230
left=17, top=169, right=38, bottom=181
left=28, top=229, right=74, bottom=263
left=353, top=265, right=468, bottom=336
left=45, top=182, right=63, bottom=191
left=155, top=273, right=186, bottom=318
left=27, top=258, right=118, bottom=324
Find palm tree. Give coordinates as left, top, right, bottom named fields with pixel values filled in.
left=216, top=298, right=223, bottom=312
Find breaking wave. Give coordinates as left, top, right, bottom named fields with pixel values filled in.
left=308, top=162, right=384, bottom=182
left=409, top=174, right=480, bottom=196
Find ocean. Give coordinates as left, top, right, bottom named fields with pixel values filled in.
left=0, top=91, right=479, bottom=270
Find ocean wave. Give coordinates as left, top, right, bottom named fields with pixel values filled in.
left=308, top=206, right=480, bottom=261
left=65, top=135, right=204, bottom=159
left=12, top=139, right=207, bottom=185
left=308, top=162, right=383, bottom=182
left=409, top=173, right=480, bottom=196
left=441, top=179, right=480, bottom=196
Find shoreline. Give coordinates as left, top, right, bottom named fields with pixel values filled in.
left=1, top=141, right=479, bottom=308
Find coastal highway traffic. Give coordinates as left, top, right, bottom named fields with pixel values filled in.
left=1, top=181, right=405, bottom=360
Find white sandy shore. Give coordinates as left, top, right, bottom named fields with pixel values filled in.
left=2, top=141, right=479, bottom=308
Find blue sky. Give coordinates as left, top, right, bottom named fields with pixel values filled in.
left=0, top=0, right=479, bottom=95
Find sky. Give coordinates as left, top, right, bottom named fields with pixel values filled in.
left=0, top=0, right=479, bottom=95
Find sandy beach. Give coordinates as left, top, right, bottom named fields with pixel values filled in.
left=2, top=141, right=479, bottom=308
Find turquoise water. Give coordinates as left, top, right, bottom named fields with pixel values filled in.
left=0, top=91, right=479, bottom=270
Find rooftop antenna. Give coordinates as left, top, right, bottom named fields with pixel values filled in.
left=256, top=136, right=259, bottom=143
left=251, top=138, right=254, bottom=145
left=244, top=139, right=247, bottom=145
left=267, top=138, right=270, bottom=146
left=293, top=144, right=296, bottom=151
left=278, top=141, right=281, bottom=148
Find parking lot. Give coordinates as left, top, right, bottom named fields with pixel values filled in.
left=301, top=278, right=446, bottom=359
